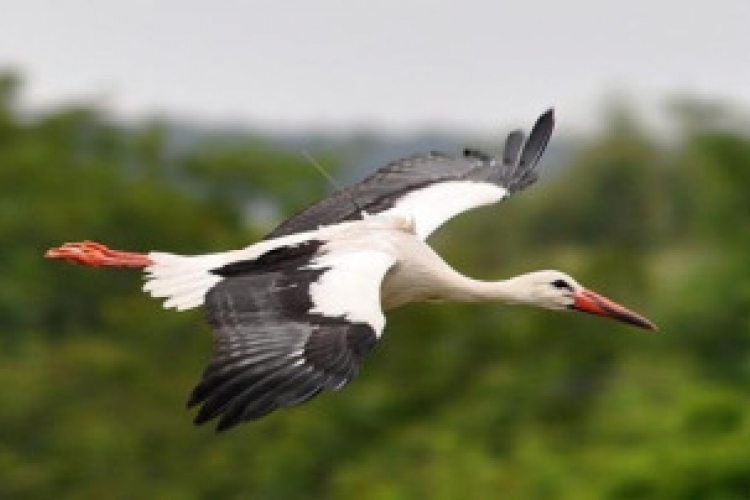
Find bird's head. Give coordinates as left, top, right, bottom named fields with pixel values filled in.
left=512, top=270, right=657, bottom=331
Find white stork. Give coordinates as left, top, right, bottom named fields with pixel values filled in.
left=46, top=109, right=656, bottom=432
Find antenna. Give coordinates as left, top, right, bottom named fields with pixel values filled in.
left=299, top=150, right=366, bottom=216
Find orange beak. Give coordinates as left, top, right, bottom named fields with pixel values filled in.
left=572, top=289, right=657, bottom=331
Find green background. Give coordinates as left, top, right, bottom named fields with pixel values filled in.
left=1, top=72, right=749, bottom=498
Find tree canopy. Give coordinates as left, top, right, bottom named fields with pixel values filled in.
left=1, top=73, right=749, bottom=499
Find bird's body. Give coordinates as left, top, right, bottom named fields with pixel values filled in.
left=47, top=109, right=656, bottom=431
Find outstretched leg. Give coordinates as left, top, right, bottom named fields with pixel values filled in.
left=46, top=241, right=153, bottom=268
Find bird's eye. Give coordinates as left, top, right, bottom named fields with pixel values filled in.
left=551, top=279, right=573, bottom=291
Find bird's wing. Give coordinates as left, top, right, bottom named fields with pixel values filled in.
left=187, top=238, right=396, bottom=431
left=268, top=109, right=554, bottom=240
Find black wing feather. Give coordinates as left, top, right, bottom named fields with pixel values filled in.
left=518, top=108, right=554, bottom=169
left=503, top=130, right=525, bottom=165
left=268, top=109, right=555, bottom=239
left=189, top=240, right=381, bottom=431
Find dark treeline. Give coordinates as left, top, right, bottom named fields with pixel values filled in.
left=1, top=72, right=749, bottom=498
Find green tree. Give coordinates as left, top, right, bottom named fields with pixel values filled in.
left=2, top=72, right=750, bottom=498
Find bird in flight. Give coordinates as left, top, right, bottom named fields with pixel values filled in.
left=46, top=109, right=656, bottom=432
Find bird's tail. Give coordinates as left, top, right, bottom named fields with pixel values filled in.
left=45, top=240, right=228, bottom=311
left=143, top=252, right=228, bottom=311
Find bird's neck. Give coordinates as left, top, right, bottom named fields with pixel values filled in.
left=435, top=271, right=535, bottom=305
left=382, top=240, right=537, bottom=309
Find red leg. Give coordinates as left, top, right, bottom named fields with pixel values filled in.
left=45, top=241, right=153, bottom=268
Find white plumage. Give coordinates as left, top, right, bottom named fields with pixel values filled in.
left=381, top=180, right=508, bottom=239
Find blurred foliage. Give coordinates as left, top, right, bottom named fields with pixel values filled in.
left=1, top=71, right=750, bottom=499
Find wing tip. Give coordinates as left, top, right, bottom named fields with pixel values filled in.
left=521, top=108, right=556, bottom=163
left=215, top=415, right=238, bottom=433
left=495, top=107, right=555, bottom=193
left=534, top=107, right=556, bottom=135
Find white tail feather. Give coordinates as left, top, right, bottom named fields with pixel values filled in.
left=143, top=251, right=231, bottom=310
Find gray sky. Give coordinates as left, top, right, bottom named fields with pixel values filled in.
left=1, top=0, right=748, bottom=132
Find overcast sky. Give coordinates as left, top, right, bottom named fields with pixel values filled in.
left=1, top=0, right=748, bottom=132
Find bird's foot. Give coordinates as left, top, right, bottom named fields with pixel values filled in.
left=45, top=241, right=153, bottom=268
